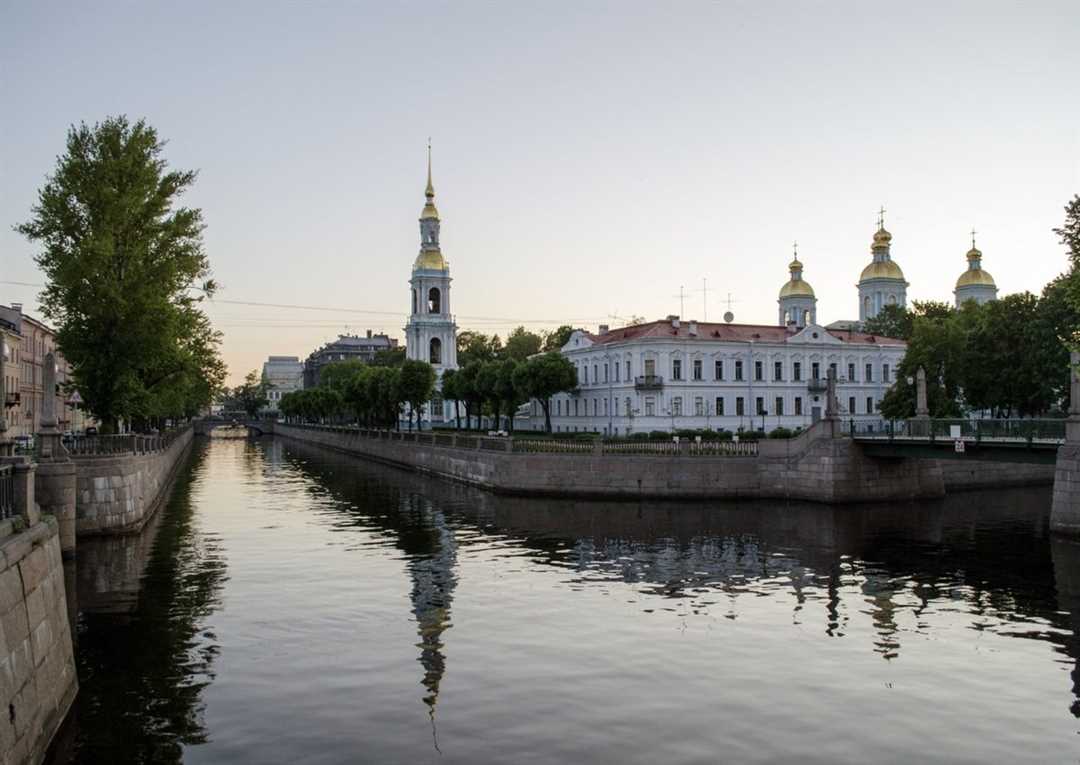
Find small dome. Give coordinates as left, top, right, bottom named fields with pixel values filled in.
left=966, top=246, right=982, bottom=260
left=872, top=227, right=892, bottom=247
left=859, top=260, right=906, bottom=281
left=414, top=248, right=447, bottom=271
left=420, top=201, right=439, bottom=220
left=956, top=267, right=996, bottom=289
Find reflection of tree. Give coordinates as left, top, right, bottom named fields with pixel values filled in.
left=65, top=442, right=227, bottom=764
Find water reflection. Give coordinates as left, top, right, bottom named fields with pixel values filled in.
left=57, top=446, right=228, bottom=763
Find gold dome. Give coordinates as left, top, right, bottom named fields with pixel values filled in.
left=956, top=267, right=995, bottom=289
left=414, top=248, right=447, bottom=271
left=420, top=200, right=439, bottom=220
left=779, top=278, right=815, bottom=299
left=789, top=257, right=803, bottom=271
left=859, top=260, right=906, bottom=281
left=966, top=246, right=982, bottom=260
left=872, top=227, right=892, bottom=247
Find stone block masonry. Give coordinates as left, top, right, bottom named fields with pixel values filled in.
left=0, top=516, right=77, bottom=765
left=73, top=427, right=193, bottom=535
left=273, top=422, right=948, bottom=503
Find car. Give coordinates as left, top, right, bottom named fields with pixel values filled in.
left=85, top=426, right=98, bottom=436
left=13, top=435, right=34, bottom=452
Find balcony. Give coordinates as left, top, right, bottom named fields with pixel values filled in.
left=634, top=375, right=664, bottom=391
left=3, top=392, right=19, bottom=408
left=807, top=379, right=828, bottom=393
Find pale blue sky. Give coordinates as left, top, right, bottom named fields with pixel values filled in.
left=3, top=1, right=1078, bottom=384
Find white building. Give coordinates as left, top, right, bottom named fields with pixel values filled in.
left=261, top=355, right=303, bottom=412
left=404, top=148, right=458, bottom=423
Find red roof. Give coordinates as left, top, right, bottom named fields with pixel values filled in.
left=583, top=320, right=905, bottom=347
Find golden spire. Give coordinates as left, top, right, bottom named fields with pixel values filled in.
left=789, top=240, right=803, bottom=270
left=425, top=138, right=434, bottom=198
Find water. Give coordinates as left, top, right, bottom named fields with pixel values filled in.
left=49, top=437, right=1080, bottom=763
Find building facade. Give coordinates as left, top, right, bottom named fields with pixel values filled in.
left=538, top=316, right=905, bottom=435
left=857, top=220, right=908, bottom=322
left=302, top=331, right=398, bottom=388
left=404, top=148, right=458, bottom=423
left=261, top=355, right=304, bottom=411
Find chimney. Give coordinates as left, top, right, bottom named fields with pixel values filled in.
left=671, top=316, right=680, bottom=329
left=366, top=329, right=372, bottom=338
left=688, top=321, right=698, bottom=336
left=11, top=302, right=22, bottom=313
left=598, top=324, right=609, bottom=334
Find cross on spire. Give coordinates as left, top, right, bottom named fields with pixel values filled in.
left=877, top=205, right=886, bottom=230
left=425, top=138, right=434, bottom=197
left=970, top=227, right=977, bottom=248
left=793, top=240, right=798, bottom=258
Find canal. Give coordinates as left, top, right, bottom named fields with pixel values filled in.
left=49, top=436, right=1080, bottom=763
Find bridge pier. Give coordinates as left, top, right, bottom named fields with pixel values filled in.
left=1051, top=352, right=1080, bottom=535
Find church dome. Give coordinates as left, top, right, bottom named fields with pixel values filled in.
left=414, top=249, right=447, bottom=271
left=420, top=200, right=439, bottom=220
left=779, top=258, right=815, bottom=298
left=872, top=227, right=892, bottom=246
left=955, top=246, right=995, bottom=289
left=859, top=260, right=905, bottom=281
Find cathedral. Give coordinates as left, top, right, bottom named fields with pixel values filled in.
left=404, top=148, right=458, bottom=423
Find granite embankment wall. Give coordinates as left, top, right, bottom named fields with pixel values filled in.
left=939, top=458, right=1056, bottom=491
left=73, top=428, right=193, bottom=535
left=272, top=422, right=947, bottom=503
left=0, top=516, right=77, bottom=765
left=1051, top=441, right=1080, bottom=535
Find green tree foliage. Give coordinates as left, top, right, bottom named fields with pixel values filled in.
left=372, top=347, right=406, bottom=367
left=398, top=359, right=436, bottom=431
left=495, top=358, right=527, bottom=432
left=475, top=361, right=501, bottom=430
left=880, top=308, right=965, bottom=419
left=17, top=116, right=225, bottom=430
left=319, top=359, right=367, bottom=392
left=223, top=370, right=269, bottom=417
left=542, top=325, right=575, bottom=352
left=512, top=352, right=578, bottom=433
left=1053, top=195, right=1080, bottom=348
left=862, top=305, right=913, bottom=341
left=441, top=368, right=462, bottom=428
left=457, top=331, right=501, bottom=367
left=503, top=326, right=542, bottom=361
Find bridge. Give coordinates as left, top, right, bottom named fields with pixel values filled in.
left=193, top=417, right=275, bottom=437
left=851, top=418, right=1066, bottom=464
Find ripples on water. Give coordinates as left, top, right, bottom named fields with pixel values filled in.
left=50, top=437, right=1080, bottom=764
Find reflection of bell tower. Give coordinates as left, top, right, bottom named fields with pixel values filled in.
left=405, top=144, right=458, bottom=423
left=407, top=501, right=458, bottom=735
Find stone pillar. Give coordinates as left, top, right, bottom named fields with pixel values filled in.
left=2, top=457, right=40, bottom=526
left=825, top=367, right=838, bottom=420
left=915, top=366, right=929, bottom=418
left=1051, top=352, right=1080, bottom=536
left=34, top=351, right=76, bottom=555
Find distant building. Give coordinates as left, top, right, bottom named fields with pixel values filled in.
left=0, top=303, right=87, bottom=437
left=261, top=356, right=303, bottom=411
left=857, top=215, right=908, bottom=322
left=302, top=331, right=398, bottom=388
left=954, top=233, right=998, bottom=307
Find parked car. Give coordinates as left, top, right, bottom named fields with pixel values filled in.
left=85, top=426, right=98, bottom=436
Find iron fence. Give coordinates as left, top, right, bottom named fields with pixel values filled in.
left=851, top=418, right=1067, bottom=444
left=0, top=464, right=14, bottom=521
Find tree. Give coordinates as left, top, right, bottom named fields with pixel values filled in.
left=372, top=347, right=406, bottom=367
left=398, top=360, right=436, bottom=431
left=17, top=116, right=224, bottom=431
left=542, top=325, right=575, bottom=352
left=476, top=361, right=502, bottom=430
left=319, top=359, right=367, bottom=392
left=441, top=368, right=462, bottom=428
left=1053, top=195, right=1080, bottom=348
left=512, top=352, right=578, bottom=433
left=503, top=326, right=543, bottom=361
left=457, top=331, right=501, bottom=367
left=456, top=363, right=484, bottom=430
left=879, top=310, right=965, bottom=419
left=495, top=358, right=526, bottom=432
left=224, top=370, right=269, bottom=417
left=862, top=305, right=912, bottom=341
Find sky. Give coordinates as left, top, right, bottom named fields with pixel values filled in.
left=2, top=2, right=1078, bottom=385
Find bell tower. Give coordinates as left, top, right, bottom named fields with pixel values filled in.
left=405, top=144, right=458, bottom=420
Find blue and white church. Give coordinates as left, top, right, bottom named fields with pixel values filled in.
left=405, top=148, right=458, bottom=422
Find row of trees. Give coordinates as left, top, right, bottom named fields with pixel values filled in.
left=18, top=117, right=226, bottom=431
left=870, top=195, right=1080, bottom=419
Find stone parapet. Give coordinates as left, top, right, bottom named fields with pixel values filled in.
left=33, top=460, right=76, bottom=557
left=1052, top=443, right=1080, bottom=536
left=72, top=427, right=193, bottom=536
left=0, top=516, right=77, bottom=765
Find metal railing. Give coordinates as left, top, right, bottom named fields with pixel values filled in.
left=851, top=418, right=1067, bottom=444
left=634, top=375, right=664, bottom=390
left=0, top=464, right=14, bottom=521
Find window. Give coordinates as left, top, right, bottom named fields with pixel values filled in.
left=793, top=362, right=802, bottom=381
left=429, top=337, right=442, bottom=364
left=849, top=396, right=856, bottom=414
left=694, top=397, right=704, bottom=416
left=865, top=363, right=873, bottom=382
left=775, top=397, right=784, bottom=416
left=811, top=362, right=820, bottom=380
left=615, top=364, right=620, bottom=382
left=829, top=362, right=837, bottom=380
left=593, top=399, right=598, bottom=416
left=556, top=400, right=562, bottom=416
left=428, top=287, right=441, bottom=313
left=883, top=364, right=890, bottom=383
left=626, top=361, right=631, bottom=380
left=754, top=361, right=763, bottom=381
left=716, top=397, right=725, bottom=416
left=736, top=397, right=745, bottom=416
left=593, top=364, right=598, bottom=383
left=756, top=397, right=765, bottom=415
left=574, top=400, right=579, bottom=416
left=693, top=359, right=703, bottom=380
left=583, top=366, right=589, bottom=384
left=774, top=361, right=783, bottom=381
left=848, top=363, right=856, bottom=381
left=645, top=397, right=656, bottom=416
left=614, top=398, right=619, bottom=415
left=794, top=397, right=802, bottom=415
left=604, top=398, right=608, bottom=415
left=644, top=358, right=655, bottom=377
left=625, top=397, right=631, bottom=416
left=412, top=289, right=418, bottom=315
left=734, top=360, right=744, bottom=381
left=672, top=359, right=683, bottom=381
left=673, top=397, right=683, bottom=415
left=866, top=396, right=874, bottom=414
left=604, top=363, right=608, bottom=383
left=714, top=360, right=724, bottom=380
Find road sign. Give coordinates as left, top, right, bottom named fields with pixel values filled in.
left=954, top=438, right=966, bottom=453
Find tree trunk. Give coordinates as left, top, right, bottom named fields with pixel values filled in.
left=454, top=400, right=461, bottom=429
left=542, top=400, right=552, bottom=433
left=508, top=410, right=515, bottom=434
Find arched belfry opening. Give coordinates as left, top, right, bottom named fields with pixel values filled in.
left=412, top=289, right=418, bottom=315
left=428, top=287, right=441, bottom=314
left=430, top=337, right=442, bottom=364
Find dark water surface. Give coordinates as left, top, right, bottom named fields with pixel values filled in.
left=49, top=437, right=1080, bottom=764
